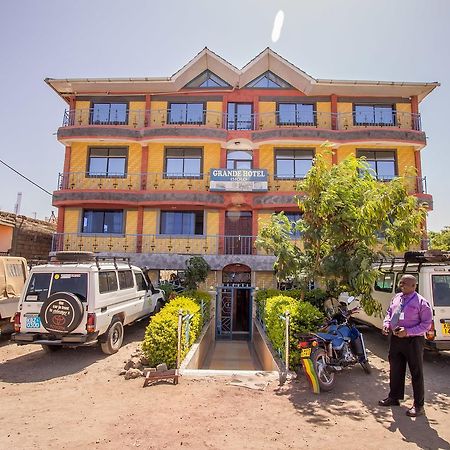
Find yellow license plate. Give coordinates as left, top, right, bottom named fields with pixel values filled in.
left=442, top=323, right=450, bottom=336
left=300, top=348, right=312, bottom=358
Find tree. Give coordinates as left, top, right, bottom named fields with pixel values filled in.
left=183, top=256, right=210, bottom=291
left=256, top=145, right=426, bottom=315
left=429, top=227, right=450, bottom=251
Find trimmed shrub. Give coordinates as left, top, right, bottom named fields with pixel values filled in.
left=142, top=296, right=201, bottom=369
left=264, top=295, right=323, bottom=367
left=180, top=290, right=211, bottom=325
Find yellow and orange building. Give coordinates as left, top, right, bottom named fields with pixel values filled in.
left=47, top=48, right=436, bottom=339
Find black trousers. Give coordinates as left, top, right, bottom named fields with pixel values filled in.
left=388, top=335, right=425, bottom=407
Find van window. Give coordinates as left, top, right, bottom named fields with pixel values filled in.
left=134, top=272, right=148, bottom=292
left=99, top=271, right=118, bottom=293
left=118, top=270, right=134, bottom=290
left=50, top=273, right=88, bottom=302
left=395, top=273, right=419, bottom=293
left=432, top=275, right=450, bottom=307
left=375, top=272, right=395, bottom=293
left=25, top=273, right=52, bottom=302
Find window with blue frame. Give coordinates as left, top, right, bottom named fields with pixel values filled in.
left=285, top=212, right=303, bottom=237
left=245, top=71, right=292, bottom=88
left=227, top=103, right=253, bottom=130
left=168, top=103, right=204, bottom=124
left=275, top=149, right=314, bottom=179
left=82, top=210, right=124, bottom=234
left=87, top=148, right=127, bottom=177
left=185, top=70, right=230, bottom=88
left=90, top=103, right=128, bottom=125
left=357, top=150, right=397, bottom=180
left=165, top=148, right=202, bottom=178
left=278, top=103, right=315, bottom=125
left=354, top=105, right=395, bottom=126
left=160, top=211, right=204, bottom=235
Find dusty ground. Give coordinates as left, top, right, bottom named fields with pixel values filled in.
left=0, top=323, right=449, bottom=450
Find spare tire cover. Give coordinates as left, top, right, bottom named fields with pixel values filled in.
left=40, top=292, right=84, bottom=334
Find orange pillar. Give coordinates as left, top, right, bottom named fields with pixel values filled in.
left=141, top=145, right=149, bottom=190
left=331, top=94, right=338, bottom=130
left=136, top=206, right=144, bottom=253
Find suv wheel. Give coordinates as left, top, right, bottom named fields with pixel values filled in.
left=100, top=319, right=124, bottom=355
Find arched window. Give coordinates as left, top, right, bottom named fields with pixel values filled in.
left=226, top=150, right=253, bottom=170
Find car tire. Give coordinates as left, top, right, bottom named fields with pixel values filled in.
left=41, top=344, right=62, bottom=353
left=40, top=292, right=84, bottom=334
left=153, top=300, right=164, bottom=314
left=100, top=319, right=124, bottom=355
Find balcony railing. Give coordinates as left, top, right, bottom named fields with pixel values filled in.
left=61, top=108, right=422, bottom=131
left=51, top=233, right=301, bottom=255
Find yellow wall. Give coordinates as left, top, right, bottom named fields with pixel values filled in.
left=258, top=102, right=276, bottom=129
left=255, top=271, right=277, bottom=289
left=74, top=101, right=91, bottom=126
left=64, top=208, right=80, bottom=233
left=206, top=210, right=219, bottom=235
left=143, top=209, right=158, bottom=235
left=128, top=101, right=146, bottom=128
left=316, top=102, right=332, bottom=129
left=206, top=101, right=223, bottom=128
left=337, top=102, right=353, bottom=130
left=150, top=101, right=167, bottom=126
left=396, top=103, right=412, bottom=130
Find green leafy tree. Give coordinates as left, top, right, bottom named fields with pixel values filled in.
left=429, top=227, right=450, bottom=251
left=257, top=145, right=426, bottom=315
left=183, top=256, right=210, bottom=291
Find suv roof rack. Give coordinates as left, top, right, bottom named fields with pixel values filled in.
left=376, top=250, right=450, bottom=273
left=94, top=256, right=132, bottom=270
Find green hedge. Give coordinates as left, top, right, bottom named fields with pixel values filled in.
left=179, top=290, right=211, bottom=325
left=264, top=295, right=323, bottom=368
left=142, top=296, right=201, bottom=369
left=255, top=288, right=328, bottom=312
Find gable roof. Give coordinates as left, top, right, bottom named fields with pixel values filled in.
left=46, top=47, right=439, bottom=103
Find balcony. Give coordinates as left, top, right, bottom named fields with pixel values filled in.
left=51, top=233, right=299, bottom=256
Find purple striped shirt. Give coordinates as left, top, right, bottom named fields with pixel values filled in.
left=383, top=291, right=433, bottom=336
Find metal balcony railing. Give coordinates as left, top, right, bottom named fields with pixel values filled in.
left=61, top=108, right=422, bottom=131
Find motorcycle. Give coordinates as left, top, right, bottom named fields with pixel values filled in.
left=298, top=296, right=371, bottom=392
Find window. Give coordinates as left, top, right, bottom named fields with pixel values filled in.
left=227, top=103, right=253, bottom=130
left=275, top=149, right=314, bottom=179
left=50, top=273, right=88, bottom=301
left=374, top=272, right=395, bottom=293
left=354, top=105, right=395, bottom=126
left=432, top=275, right=450, bottom=307
left=168, top=103, right=204, bottom=125
left=159, top=270, right=185, bottom=284
left=135, top=272, right=148, bottom=292
left=90, top=103, right=128, bottom=125
left=357, top=150, right=397, bottom=180
left=245, top=71, right=292, bottom=88
left=25, top=273, right=51, bottom=302
left=87, top=148, right=127, bottom=177
left=185, top=70, right=230, bottom=88
left=226, top=150, right=253, bottom=170
left=99, top=271, right=118, bottom=293
left=285, top=212, right=303, bottom=237
left=82, top=210, right=124, bottom=234
left=160, top=211, right=204, bottom=235
left=278, top=103, right=315, bottom=126
left=118, top=271, right=134, bottom=290
left=165, top=148, right=202, bottom=178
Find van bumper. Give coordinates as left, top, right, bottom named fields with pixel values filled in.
left=425, top=340, right=450, bottom=351
left=11, top=332, right=98, bottom=346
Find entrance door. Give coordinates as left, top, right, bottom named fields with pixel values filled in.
left=224, top=211, right=252, bottom=255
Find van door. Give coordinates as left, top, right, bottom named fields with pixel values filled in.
left=430, top=273, right=450, bottom=344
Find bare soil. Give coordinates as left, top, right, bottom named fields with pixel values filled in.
left=0, top=323, right=449, bottom=450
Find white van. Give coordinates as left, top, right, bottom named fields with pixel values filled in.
left=0, top=256, right=28, bottom=334
left=12, top=252, right=165, bottom=354
left=345, top=251, right=450, bottom=351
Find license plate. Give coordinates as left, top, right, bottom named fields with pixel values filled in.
left=25, top=315, right=41, bottom=329
left=300, top=348, right=312, bottom=358
left=442, top=323, right=450, bottom=336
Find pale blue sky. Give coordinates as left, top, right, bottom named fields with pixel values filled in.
left=0, top=0, right=448, bottom=230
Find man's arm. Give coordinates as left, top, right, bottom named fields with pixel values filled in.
left=405, top=300, right=433, bottom=336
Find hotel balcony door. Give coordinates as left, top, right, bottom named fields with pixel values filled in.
left=224, top=211, right=252, bottom=255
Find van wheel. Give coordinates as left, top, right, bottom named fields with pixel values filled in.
left=41, top=344, right=61, bottom=353
left=154, top=300, right=163, bottom=314
left=100, top=319, right=124, bottom=355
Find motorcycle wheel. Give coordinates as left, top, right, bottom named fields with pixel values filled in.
left=360, top=359, right=372, bottom=374
left=311, top=347, right=335, bottom=392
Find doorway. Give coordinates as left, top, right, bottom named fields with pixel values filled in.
left=224, top=211, right=252, bottom=255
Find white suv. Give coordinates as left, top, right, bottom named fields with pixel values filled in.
left=12, top=252, right=165, bottom=354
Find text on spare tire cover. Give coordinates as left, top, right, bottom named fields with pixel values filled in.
left=45, top=300, right=76, bottom=331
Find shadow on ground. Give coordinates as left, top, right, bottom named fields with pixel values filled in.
left=275, top=326, right=450, bottom=449
left=0, top=318, right=149, bottom=383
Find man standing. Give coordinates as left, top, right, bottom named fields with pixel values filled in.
left=378, top=274, right=432, bottom=417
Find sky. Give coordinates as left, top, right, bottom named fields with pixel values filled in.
left=0, top=0, right=449, bottom=230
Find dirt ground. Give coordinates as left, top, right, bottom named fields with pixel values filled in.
left=0, top=323, right=449, bottom=450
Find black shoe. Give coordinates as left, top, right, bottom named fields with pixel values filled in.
left=406, top=406, right=424, bottom=417
left=378, top=397, right=400, bottom=407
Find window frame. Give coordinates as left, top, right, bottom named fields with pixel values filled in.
left=184, top=70, right=231, bottom=89
left=163, top=147, right=203, bottom=179
left=356, top=148, right=398, bottom=181
left=167, top=102, right=206, bottom=125
left=353, top=104, right=396, bottom=126
left=86, top=147, right=128, bottom=178
left=98, top=271, right=119, bottom=294
left=226, top=150, right=253, bottom=170
left=81, top=209, right=125, bottom=235
left=226, top=103, right=254, bottom=130
left=159, top=210, right=205, bottom=236
left=244, top=71, right=292, bottom=89
left=276, top=102, right=316, bottom=126
left=374, top=271, right=395, bottom=293
left=274, top=148, right=315, bottom=180
left=90, top=102, right=129, bottom=125
left=118, top=270, right=135, bottom=290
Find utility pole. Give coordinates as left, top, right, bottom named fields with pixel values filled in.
left=14, top=192, right=22, bottom=216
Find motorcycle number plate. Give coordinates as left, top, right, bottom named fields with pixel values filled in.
left=300, top=348, right=312, bottom=358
